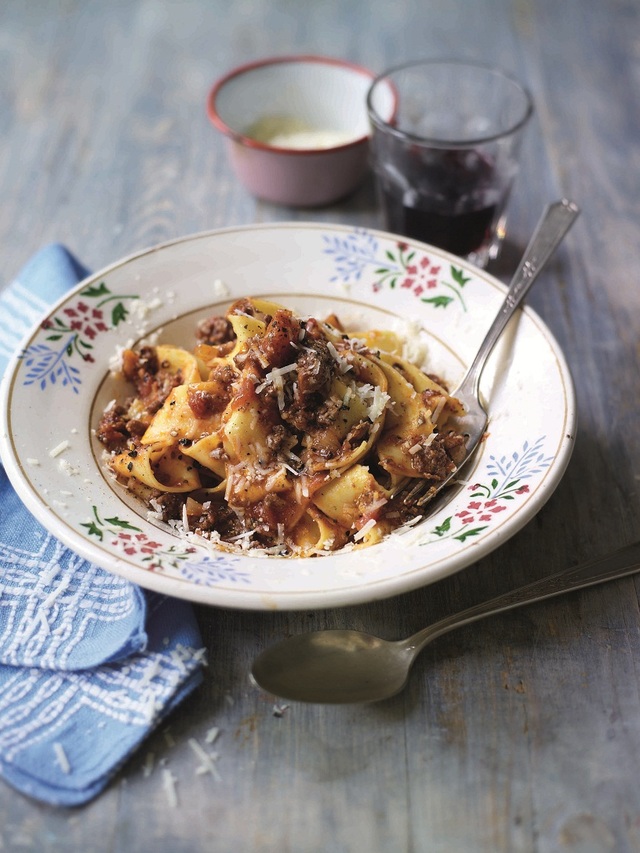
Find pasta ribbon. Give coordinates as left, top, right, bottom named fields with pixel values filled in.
left=110, top=442, right=201, bottom=493
left=312, top=464, right=389, bottom=530
left=155, top=344, right=202, bottom=384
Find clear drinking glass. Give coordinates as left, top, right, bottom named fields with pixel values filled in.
left=366, top=59, right=534, bottom=267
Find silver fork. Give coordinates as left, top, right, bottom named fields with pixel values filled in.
left=397, top=198, right=580, bottom=509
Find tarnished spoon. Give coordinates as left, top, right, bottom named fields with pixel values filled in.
left=251, top=541, right=640, bottom=704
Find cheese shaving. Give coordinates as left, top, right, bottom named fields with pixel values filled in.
left=353, top=518, right=377, bottom=541
left=49, top=440, right=70, bottom=458
left=53, top=742, right=71, bottom=774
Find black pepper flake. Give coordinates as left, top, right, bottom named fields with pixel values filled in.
left=178, top=438, right=193, bottom=447
left=127, top=450, right=138, bottom=458
left=127, top=461, right=134, bottom=472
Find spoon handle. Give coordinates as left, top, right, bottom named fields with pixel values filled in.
left=407, top=540, right=640, bottom=652
left=457, top=198, right=580, bottom=401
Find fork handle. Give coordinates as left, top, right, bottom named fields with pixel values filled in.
left=456, top=199, right=580, bottom=401
left=407, top=540, right=640, bottom=652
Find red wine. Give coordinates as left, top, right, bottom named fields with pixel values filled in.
left=381, top=189, right=497, bottom=256
left=374, top=144, right=502, bottom=257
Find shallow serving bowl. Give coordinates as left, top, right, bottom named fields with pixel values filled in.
left=207, top=56, right=381, bottom=207
left=0, top=224, right=576, bottom=611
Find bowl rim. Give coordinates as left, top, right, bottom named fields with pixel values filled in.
left=206, top=54, right=376, bottom=155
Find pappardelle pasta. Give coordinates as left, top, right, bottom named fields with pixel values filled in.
left=97, top=298, right=467, bottom=556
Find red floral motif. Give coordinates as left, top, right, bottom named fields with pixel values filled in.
left=424, top=476, right=536, bottom=544
left=113, top=531, right=165, bottom=557
left=456, top=496, right=508, bottom=525
left=400, top=256, right=442, bottom=298
left=368, top=241, right=471, bottom=309
left=111, top=530, right=197, bottom=571
left=27, top=282, right=140, bottom=392
left=60, top=304, right=106, bottom=341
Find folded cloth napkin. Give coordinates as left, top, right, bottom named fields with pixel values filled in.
left=0, top=244, right=207, bottom=806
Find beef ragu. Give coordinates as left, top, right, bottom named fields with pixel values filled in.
left=97, top=297, right=466, bottom=556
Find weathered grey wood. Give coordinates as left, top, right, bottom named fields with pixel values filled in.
left=1, top=0, right=640, bottom=850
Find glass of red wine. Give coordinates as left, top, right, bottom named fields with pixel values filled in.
left=366, top=60, right=533, bottom=267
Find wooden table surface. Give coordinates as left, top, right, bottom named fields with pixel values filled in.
left=2, top=1, right=640, bottom=850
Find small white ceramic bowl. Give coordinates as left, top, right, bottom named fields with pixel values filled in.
left=207, top=55, right=377, bottom=207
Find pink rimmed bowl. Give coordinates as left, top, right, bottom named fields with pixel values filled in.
left=207, top=56, right=382, bottom=207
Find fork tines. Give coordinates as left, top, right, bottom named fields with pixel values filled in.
left=400, top=479, right=438, bottom=508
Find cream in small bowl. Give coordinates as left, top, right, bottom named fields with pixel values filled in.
left=207, top=56, right=379, bottom=207
left=244, top=115, right=358, bottom=150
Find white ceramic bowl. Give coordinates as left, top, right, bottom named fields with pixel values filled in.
left=0, top=223, right=576, bottom=610
left=207, top=56, right=379, bottom=207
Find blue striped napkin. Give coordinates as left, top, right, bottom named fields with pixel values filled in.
left=0, top=245, right=207, bottom=806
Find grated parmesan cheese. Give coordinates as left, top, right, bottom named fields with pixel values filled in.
left=352, top=381, right=391, bottom=422
left=53, top=742, right=71, bottom=774
left=187, top=737, right=222, bottom=781
left=162, top=768, right=178, bottom=808
left=49, top=440, right=70, bottom=458
left=393, top=317, right=430, bottom=367
left=353, top=518, right=377, bottom=541
left=431, top=396, right=446, bottom=425
left=130, top=296, right=163, bottom=320
left=366, top=385, right=391, bottom=421
left=142, top=752, right=155, bottom=778
left=326, top=341, right=352, bottom=374
left=213, top=279, right=229, bottom=297
left=58, top=459, right=81, bottom=477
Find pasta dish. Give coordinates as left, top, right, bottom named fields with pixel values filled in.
left=97, top=298, right=467, bottom=556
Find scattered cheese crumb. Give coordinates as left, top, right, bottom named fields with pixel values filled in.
left=162, top=768, right=178, bottom=808
left=430, top=396, right=446, bottom=425
left=188, top=738, right=221, bottom=781
left=353, top=518, right=377, bottom=541
left=49, top=440, right=70, bottom=458
left=142, top=752, right=155, bottom=778
left=213, top=279, right=230, bottom=297
left=326, top=341, right=352, bottom=374
left=53, top=742, right=71, bottom=774
left=58, top=459, right=81, bottom=477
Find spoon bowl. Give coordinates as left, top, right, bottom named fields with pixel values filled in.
left=251, top=541, right=640, bottom=703
left=252, top=630, right=413, bottom=703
